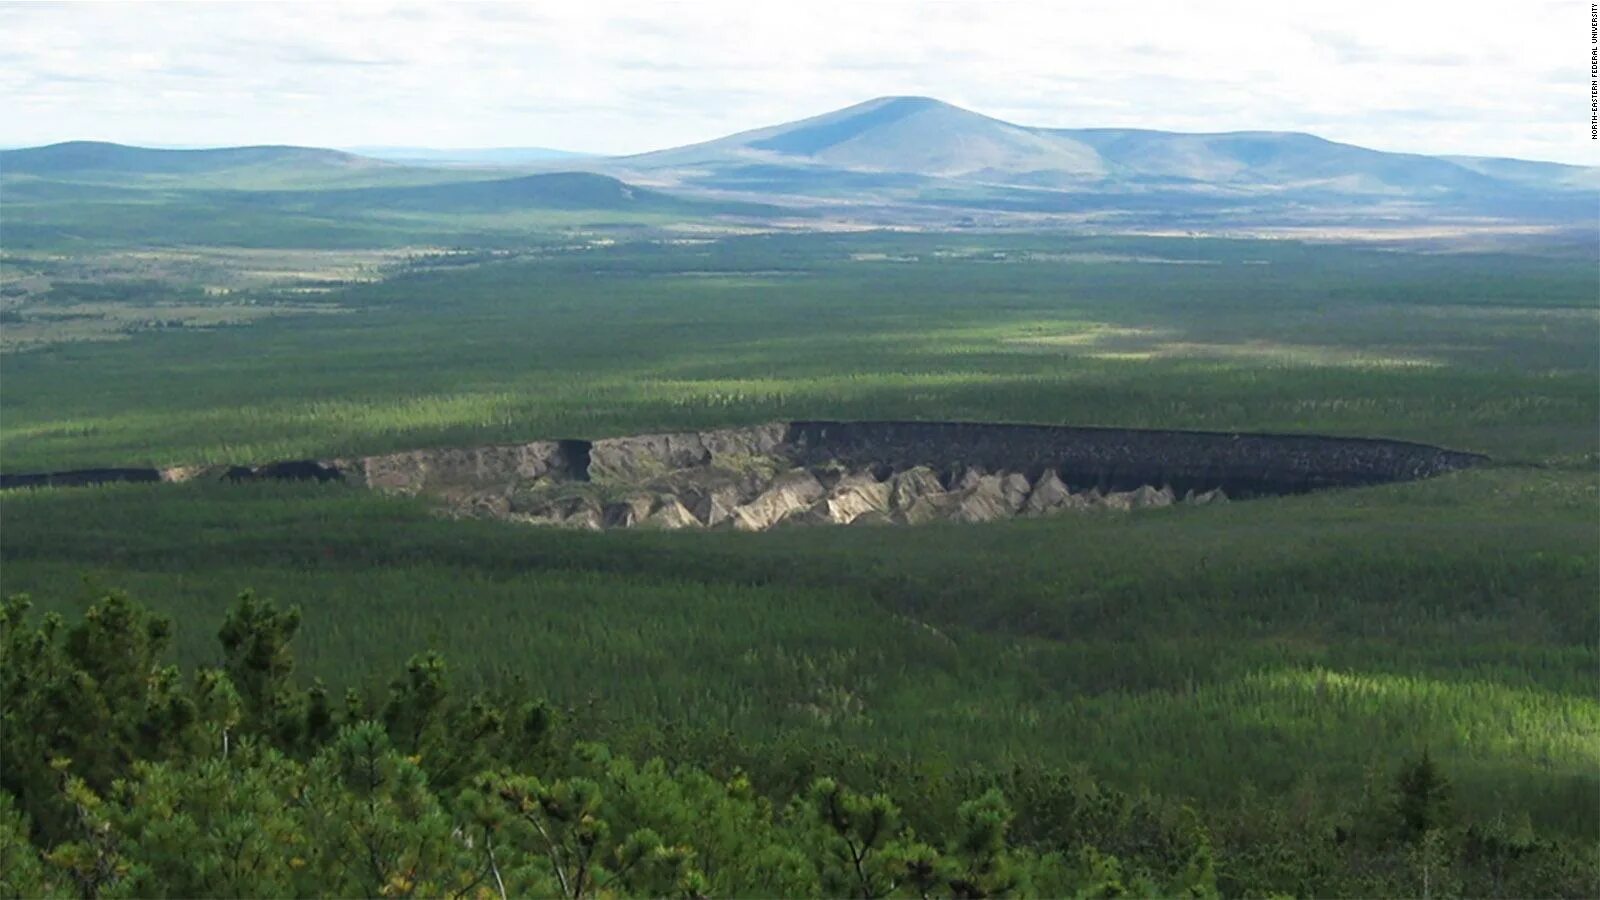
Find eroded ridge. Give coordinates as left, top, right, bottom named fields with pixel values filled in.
left=0, top=421, right=1488, bottom=532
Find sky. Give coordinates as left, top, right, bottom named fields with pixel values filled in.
left=2, top=0, right=1593, bottom=165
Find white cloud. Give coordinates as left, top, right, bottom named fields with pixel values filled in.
left=0, top=0, right=1592, bottom=164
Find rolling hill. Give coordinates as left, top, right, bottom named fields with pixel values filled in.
left=0, top=140, right=383, bottom=176
left=590, top=96, right=1596, bottom=224
left=345, top=146, right=593, bottom=166
left=0, top=141, right=401, bottom=188
left=0, top=146, right=787, bottom=250
left=5, top=99, right=1596, bottom=232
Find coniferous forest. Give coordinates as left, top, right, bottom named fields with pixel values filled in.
left=2, top=590, right=1595, bottom=898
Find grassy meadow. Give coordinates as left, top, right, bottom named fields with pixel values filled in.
left=2, top=232, right=1597, bottom=846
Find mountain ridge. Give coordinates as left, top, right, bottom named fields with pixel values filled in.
left=606, top=96, right=1586, bottom=196
left=1, top=140, right=386, bottom=175
left=6, top=99, right=1595, bottom=228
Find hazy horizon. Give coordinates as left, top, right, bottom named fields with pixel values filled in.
left=4, top=93, right=1596, bottom=170
left=3, top=0, right=1594, bottom=166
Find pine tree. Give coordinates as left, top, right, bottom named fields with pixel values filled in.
left=216, top=592, right=305, bottom=748
left=1394, top=748, right=1453, bottom=842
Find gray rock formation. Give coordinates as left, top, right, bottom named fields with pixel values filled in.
left=890, top=466, right=945, bottom=511
left=643, top=496, right=702, bottom=530
left=1023, top=470, right=1073, bottom=516
left=953, top=474, right=1013, bottom=523
left=1129, top=484, right=1176, bottom=509
left=602, top=493, right=656, bottom=529
left=820, top=472, right=892, bottom=524
left=731, top=470, right=826, bottom=531
left=1186, top=487, right=1229, bottom=505
left=999, top=472, right=1032, bottom=511
left=898, top=491, right=962, bottom=525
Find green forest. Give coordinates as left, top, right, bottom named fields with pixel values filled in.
left=3, top=232, right=1597, bottom=897
left=3, top=591, right=1594, bottom=898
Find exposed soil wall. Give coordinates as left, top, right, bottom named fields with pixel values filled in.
left=782, top=421, right=1485, bottom=497
left=0, top=421, right=1487, bottom=531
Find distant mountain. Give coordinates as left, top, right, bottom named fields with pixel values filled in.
left=0, top=140, right=429, bottom=192
left=591, top=96, right=1596, bottom=224
left=346, top=146, right=592, bottom=166
left=1053, top=129, right=1503, bottom=194
left=6, top=103, right=1595, bottom=231
left=620, top=97, right=1105, bottom=179
left=1441, top=155, right=1600, bottom=192
left=1, top=141, right=385, bottom=176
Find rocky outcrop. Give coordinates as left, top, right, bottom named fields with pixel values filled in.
left=0, top=420, right=1485, bottom=532
left=1023, top=470, right=1077, bottom=516
left=644, top=496, right=702, bottom=530
left=890, top=466, right=945, bottom=510
left=820, top=473, right=893, bottom=525
left=730, top=470, right=826, bottom=531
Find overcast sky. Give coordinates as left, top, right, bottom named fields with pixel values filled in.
left=2, top=0, right=1592, bottom=164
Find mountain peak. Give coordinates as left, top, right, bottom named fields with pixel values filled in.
left=864, top=95, right=947, bottom=108
left=743, top=95, right=1001, bottom=161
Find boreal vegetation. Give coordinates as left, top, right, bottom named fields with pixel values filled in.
left=4, top=234, right=1596, bottom=470
left=2, top=232, right=1597, bottom=897
left=3, top=591, right=1595, bottom=898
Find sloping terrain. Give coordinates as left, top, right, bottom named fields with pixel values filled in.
left=0, top=146, right=777, bottom=250
left=1055, top=128, right=1503, bottom=193
left=591, top=96, right=1596, bottom=225
left=1, top=140, right=382, bottom=176
left=1443, top=155, right=1600, bottom=191
left=254, top=171, right=780, bottom=216
left=625, top=96, right=1105, bottom=179
left=344, top=145, right=592, bottom=165
left=7, top=100, right=1596, bottom=231
left=0, top=140, right=416, bottom=190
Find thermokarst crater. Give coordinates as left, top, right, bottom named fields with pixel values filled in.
left=2, top=421, right=1486, bottom=532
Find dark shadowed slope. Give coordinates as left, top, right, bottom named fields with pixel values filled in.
left=248, top=171, right=787, bottom=216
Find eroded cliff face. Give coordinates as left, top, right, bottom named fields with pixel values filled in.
left=0, top=421, right=1486, bottom=532
left=341, top=441, right=583, bottom=498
